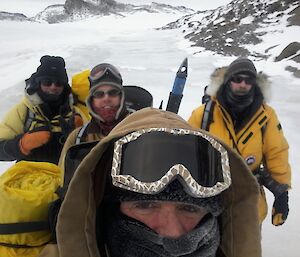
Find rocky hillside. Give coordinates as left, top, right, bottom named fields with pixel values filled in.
left=1, top=0, right=298, bottom=77
left=0, top=11, right=28, bottom=21
left=161, top=0, right=300, bottom=77
left=2, top=0, right=193, bottom=24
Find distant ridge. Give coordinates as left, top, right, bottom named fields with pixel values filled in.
left=160, top=0, right=300, bottom=77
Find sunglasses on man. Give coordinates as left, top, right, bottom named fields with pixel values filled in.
left=230, top=75, right=256, bottom=85
left=39, top=78, right=64, bottom=87
left=92, top=88, right=121, bottom=98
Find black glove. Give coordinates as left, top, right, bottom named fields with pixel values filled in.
left=272, top=191, right=289, bottom=226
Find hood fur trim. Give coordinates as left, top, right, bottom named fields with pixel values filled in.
left=24, top=89, right=43, bottom=106
left=24, top=89, right=74, bottom=110
left=206, top=67, right=272, bottom=102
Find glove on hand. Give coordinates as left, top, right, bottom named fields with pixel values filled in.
left=272, top=191, right=289, bottom=226
left=19, top=130, right=51, bottom=155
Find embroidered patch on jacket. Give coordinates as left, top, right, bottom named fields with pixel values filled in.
left=245, top=155, right=256, bottom=165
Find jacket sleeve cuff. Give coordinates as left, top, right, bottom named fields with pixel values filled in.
left=0, top=135, right=26, bottom=161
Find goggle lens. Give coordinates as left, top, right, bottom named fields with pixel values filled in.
left=112, top=128, right=231, bottom=198
left=121, top=132, right=223, bottom=186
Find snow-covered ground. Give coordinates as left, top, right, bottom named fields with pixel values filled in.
left=0, top=1, right=299, bottom=256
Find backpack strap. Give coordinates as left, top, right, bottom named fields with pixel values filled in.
left=24, top=109, right=35, bottom=132
left=75, top=122, right=90, bottom=145
left=201, top=100, right=215, bottom=131
left=0, top=221, right=49, bottom=235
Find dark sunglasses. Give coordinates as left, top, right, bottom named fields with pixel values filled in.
left=92, top=88, right=121, bottom=98
left=40, top=78, right=64, bottom=87
left=230, top=75, right=256, bottom=85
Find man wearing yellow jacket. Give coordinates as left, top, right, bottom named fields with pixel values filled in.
left=188, top=58, right=291, bottom=226
left=0, top=55, right=86, bottom=164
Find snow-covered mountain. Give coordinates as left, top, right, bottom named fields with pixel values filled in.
left=0, top=11, right=28, bottom=21
left=0, top=0, right=194, bottom=24
left=2, top=0, right=298, bottom=77
left=161, top=0, right=300, bottom=77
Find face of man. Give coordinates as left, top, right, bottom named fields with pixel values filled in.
left=229, top=74, right=255, bottom=96
left=40, top=78, right=64, bottom=96
left=120, top=200, right=208, bottom=239
left=91, top=85, right=121, bottom=122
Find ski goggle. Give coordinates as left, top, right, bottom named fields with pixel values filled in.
left=92, top=88, right=121, bottom=98
left=111, top=128, right=231, bottom=198
left=230, top=75, right=256, bottom=85
left=89, top=64, right=123, bottom=87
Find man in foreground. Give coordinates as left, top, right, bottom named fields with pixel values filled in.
left=39, top=108, right=261, bottom=257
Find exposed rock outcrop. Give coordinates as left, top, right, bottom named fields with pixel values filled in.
left=161, top=0, right=299, bottom=59
left=0, top=11, right=28, bottom=21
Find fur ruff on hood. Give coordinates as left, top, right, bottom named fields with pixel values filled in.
left=206, top=67, right=272, bottom=102
left=24, top=89, right=44, bottom=106
left=23, top=89, right=74, bottom=110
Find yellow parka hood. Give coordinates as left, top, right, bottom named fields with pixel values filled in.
left=206, top=67, right=272, bottom=102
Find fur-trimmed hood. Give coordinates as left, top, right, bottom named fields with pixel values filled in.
left=24, top=90, right=44, bottom=106
left=206, top=67, right=272, bottom=102
left=23, top=89, right=74, bottom=112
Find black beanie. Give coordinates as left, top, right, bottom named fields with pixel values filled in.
left=35, top=55, right=68, bottom=83
left=111, top=180, right=224, bottom=217
left=224, top=58, right=257, bottom=85
left=26, top=55, right=69, bottom=95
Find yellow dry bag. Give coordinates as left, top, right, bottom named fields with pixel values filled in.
left=0, top=161, right=62, bottom=257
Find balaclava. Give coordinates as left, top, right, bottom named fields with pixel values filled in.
left=218, top=58, right=259, bottom=117
left=86, top=63, right=126, bottom=123
left=103, top=180, right=223, bottom=257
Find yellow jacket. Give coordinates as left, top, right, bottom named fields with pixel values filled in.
left=188, top=68, right=291, bottom=222
left=0, top=92, right=87, bottom=164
